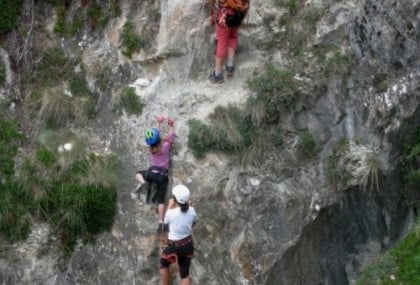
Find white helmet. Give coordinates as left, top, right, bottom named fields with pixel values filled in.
left=172, top=184, right=190, bottom=204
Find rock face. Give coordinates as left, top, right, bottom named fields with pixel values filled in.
left=0, top=0, right=419, bottom=284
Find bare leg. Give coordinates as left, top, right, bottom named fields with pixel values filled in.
left=158, top=203, right=167, bottom=223
left=215, top=56, right=224, bottom=75
left=159, top=268, right=170, bottom=285
left=181, top=277, right=191, bottom=285
left=135, top=173, right=145, bottom=184
left=132, top=173, right=146, bottom=200
left=227, top=47, right=235, bottom=67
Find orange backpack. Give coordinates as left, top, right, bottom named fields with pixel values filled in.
left=222, top=0, right=249, bottom=27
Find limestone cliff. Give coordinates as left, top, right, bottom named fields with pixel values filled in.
left=0, top=0, right=419, bottom=284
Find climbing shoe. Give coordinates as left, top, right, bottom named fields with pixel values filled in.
left=209, top=70, right=224, bottom=84
left=226, top=65, right=235, bottom=77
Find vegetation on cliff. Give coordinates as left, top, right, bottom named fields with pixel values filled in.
left=0, top=110, right=118, bottom=252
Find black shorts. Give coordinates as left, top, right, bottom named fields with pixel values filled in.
left=160, top=240, right=194, bottom=279
left=137, top=167, right=168, bottom=204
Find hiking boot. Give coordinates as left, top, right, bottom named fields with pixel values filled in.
left=226, top=65, right=235, bottom=77
left=209, top=70, right=224, bottom=84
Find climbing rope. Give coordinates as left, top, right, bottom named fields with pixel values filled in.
left=181, top=1, right=207, bottom=87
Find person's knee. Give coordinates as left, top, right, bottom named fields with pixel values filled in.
left=135, top=173, right=144, bottom=182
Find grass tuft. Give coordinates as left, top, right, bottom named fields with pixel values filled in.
left=296, top=130, right=318, bottom=159
left=113, top=86, right=144, bottom=116
left=0, top=58, right=6, bottom=87
left=187, top=102, right=282, bottom=164
left=247, top=65, right=298, bottom=123
left=357, top=221, right=420, bottom=285
left=324, top=49, right=353, bottom=76
left=29, top=47, right=97, bottom=126
left=33, top=47, right=75, bottom=88
left=19, top=130, right=118, bottom=250
left=0, top=0, right=23, bottom=35
left=0, top=116, right=30, bottom=242
left=37, top=89, right=74, bottom=128
left=325, top=153, right=351, bottom=191
left=87, top=3, right=109, bottom=29
left=121, top=21, right=145, bottom=58
left=362, top=153, right=383, bottom=192
left=187, top=119, right=217, bottom=159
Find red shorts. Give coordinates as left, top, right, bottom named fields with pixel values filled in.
left=215, top=24, right=238, bottom=58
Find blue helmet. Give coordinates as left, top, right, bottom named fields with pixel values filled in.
left=145, top=128, right=160, bottom=146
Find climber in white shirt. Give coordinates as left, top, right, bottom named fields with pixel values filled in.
left=159, top=185, right=197, bottom=285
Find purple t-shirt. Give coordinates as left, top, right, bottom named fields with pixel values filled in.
left=150, top=130, right=174, bottom=170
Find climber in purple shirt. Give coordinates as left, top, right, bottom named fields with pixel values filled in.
left=134, top=115, right=175, bottom=232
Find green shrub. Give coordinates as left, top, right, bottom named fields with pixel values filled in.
left=38, top=90, right=74, bottom=128
left=209, top=105, right=251, bottom=150
left=53, top=6, right=67, bottom=35
left=53, top=1, right=120, bottom=36
left=284, top=0, right=299, bottom=16
left=39, top=182, right=116, bottom=250
left=324, top=49, right=353, bottom=76
left=188, top=67, right=297, bottom=160
left=297, top=130, right=317, bottom=158
left=357, top=221, right=420, bottom=285
left=406, top=169, right=420, bottom=191
left=269, top=128, right=283, bottom=147
left=34, top=47, right=74, bottom=88
left=20, top=130, right=119, bottom=251
left=356, top=252, right=397, bottom=285
left=0, top=59, right=6, bottom=87
left=69, top=74, right=93, bottom=98
left=187, top=103, right=284, bottom=162
left=403, top=127, right=420, bottom=194
left=30, top=49, right=97, bottom=125
left=0, top=118, right=24, bottom=179
left=373, top=74, right=389, bottom=93
left=0, top=181, right=32, bottom=241
left=325, top=153, right=351, bottom=191
left=36, top=148, right=56, bottom=168
left=270, top=4, right=322, bottom=55
left=69, top=16, right=84, bottom=36
left=246, top=66, right=298, bottom=123
left=110, top=1, right=122, bottom=18
left=0, top=116, right=31, bottom=242
left=0, top=118, right=118, bottom=248
left=121, top=21, right=144, bottom=57
left=0, top=0, right=23, bottom=35
left=114, top=86, right=143, bottom=116
left=87, top=3, right=109, bottom=29
left=187, top=119, right=217, bottom=159
left=47, top=0, right=61, bottom=6
left=409, top=142, right=420, bottom=157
